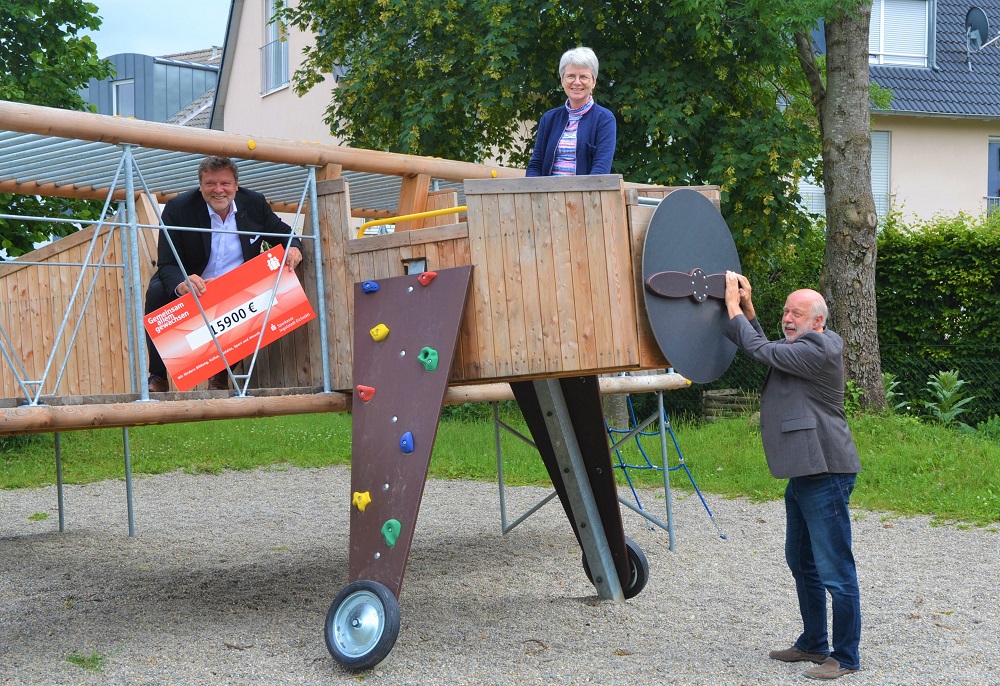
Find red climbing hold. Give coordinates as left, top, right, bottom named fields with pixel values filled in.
left=417, top=271, right=438, bottom=286
left=356, top=385, right=376, bottom=402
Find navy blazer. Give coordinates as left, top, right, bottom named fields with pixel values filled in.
left=724, top=314, right=862, bottom=479
left=155, top=187, right=300, bottom=295
left=525, top=101, right=617, bottom=176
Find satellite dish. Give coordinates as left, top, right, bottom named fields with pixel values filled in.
left=968, top=7, right=989, bottom=51
left=967, top=7, right=993, bottom=70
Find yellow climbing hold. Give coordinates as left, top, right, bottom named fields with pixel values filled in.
left=353, top=491, right=372, bottom=512
left=491, top=169, right=498, bottom=178
left=369, top=323, right=389, bottom=342
left=248, top=139, right=256, bottom=150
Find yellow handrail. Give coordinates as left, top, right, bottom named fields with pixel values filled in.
left=356, top=205, right=468, bottom=238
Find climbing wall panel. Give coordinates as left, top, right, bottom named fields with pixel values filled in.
left=347, top=266, right=473, bottom=597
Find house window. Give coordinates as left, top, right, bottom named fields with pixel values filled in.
left=113, top=79, right=135, bottom=117
left=796, top=131, right=891, bottom=219
left=260, top=0, right=289, bottom=94
left=869, top=0, right=930, bottom=67
left=871, top=130, right=891, bottom=217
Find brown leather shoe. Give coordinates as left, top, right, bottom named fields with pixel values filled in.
left=207, top=371, right=230, bottom=391
left=769, top=646, right=827, bottom=664
left=804, top=657, right=859, bottom=680
left=147, top=374, right=168, bottom=393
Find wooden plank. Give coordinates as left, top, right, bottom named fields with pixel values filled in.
left=498, top=191, right=526, bottom=375
left=464, top=193, right=494, bottom=379
left=466, top=174, right=623, bottom=196
left=531, top=192, right=561, bottom=372
left=346, top=223, right=469, bottom=255
left=583, top=190, right=615, bottom=370
left=481, top=193, right=510, bottom=378
left=323, top=190, right=355, bottom=391
left=548, top=191, right=577, bottom=371
left=513, top=193, right=544, bottom=375
left=628, top=204, right=669, bottom=368
left=565, top=191, right=597, bottom=370
left=602, top=188, right=639, bottom=368
left=423, top=189, right=460, bottom=227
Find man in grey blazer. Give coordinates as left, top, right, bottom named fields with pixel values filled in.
left=723, top=271, right=862, bottom=680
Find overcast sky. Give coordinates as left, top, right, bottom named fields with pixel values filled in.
left=84, top=0, right=232, bottom=58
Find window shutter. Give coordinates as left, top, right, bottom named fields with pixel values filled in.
left=871, top=131, right=891, bottom=217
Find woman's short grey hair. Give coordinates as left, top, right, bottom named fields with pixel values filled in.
left=559, top=47, right=599, bottom=81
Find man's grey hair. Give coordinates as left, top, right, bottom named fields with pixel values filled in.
left=813, top=296, right=829, bottom=323
left=559, top=47, right=599, bottom=81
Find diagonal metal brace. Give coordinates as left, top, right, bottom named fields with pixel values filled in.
left=531, top=378, right=624, bottom=603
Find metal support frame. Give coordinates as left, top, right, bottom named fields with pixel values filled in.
left=530, top=378, right=624, bottom=602
left=1, top=144, right=329, bottom=537
left=496, top=385, right=725, bottom=552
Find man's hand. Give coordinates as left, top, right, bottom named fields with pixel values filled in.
left=735, top=272, right=756, bottom=320
left=176, top=274, right=208, bottom=297
left=725, top=271, right=743, bottom=319
left=285, top=246, right=303, bottom=272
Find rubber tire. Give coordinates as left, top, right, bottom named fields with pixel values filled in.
left=582, top=536, right=650, bottom=599
left=324, top=579, right=401, bottom=670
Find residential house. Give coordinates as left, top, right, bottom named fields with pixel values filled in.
left=870, top=0, right=1000, bottom=219
left=81, top=48, right=222, bottom=128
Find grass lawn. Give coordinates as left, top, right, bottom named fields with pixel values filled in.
left=2, top=408, right=998, bottom=527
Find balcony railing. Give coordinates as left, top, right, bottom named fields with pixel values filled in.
left=260, top=38, right=289, bottom=94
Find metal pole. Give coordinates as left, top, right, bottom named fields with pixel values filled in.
left=55, top=432, right=65, bottom=533
left=658, top=390, right=676, bottom=551
left=122, top=427, right=135, bottom=537
left=122, top=145, right=151, bottom=401
left=306, top=166, right=332, bottom=392
left=118, top=201, right=140, bottom=393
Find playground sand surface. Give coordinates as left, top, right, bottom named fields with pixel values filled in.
left=1, top=464, right=997, bottom=685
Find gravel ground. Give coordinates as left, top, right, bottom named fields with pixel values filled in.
left=1, top=464, right=997, bottom=686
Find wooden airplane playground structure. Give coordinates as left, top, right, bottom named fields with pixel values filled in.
left=0, top=101, right=739, bottom=670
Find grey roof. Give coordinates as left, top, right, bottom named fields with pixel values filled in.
left=871, top=0, right=1000, bottom=117
left=0, top=130, right=462, bottom=213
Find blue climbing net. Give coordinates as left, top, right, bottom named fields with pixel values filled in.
left=606, top=394, right=726, bottom=540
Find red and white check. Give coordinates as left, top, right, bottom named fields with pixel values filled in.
left=144, top=245, right=316, bottom=391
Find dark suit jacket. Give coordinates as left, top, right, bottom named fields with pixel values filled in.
left=525, top=101, right=617, bottom=176
left=724, top=314, right=862, bottom=479
left=154, top=187, right=301, bottom=295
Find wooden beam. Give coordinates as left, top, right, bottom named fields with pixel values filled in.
left=0, top=374, right=689, bottom=436
left=395, top=173, right=431, bottom=231
left=0, top=101, right=525, bottom=182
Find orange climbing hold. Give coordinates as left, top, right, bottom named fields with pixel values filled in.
left=356, top=385, right=376, bottom=402
left=417, top=271, right=438, bottom=286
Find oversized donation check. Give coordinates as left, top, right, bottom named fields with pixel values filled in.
left=144, top=245, right=316, bottom=391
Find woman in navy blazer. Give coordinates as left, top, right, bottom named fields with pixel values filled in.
left=525, top=47, right=616, bottom=177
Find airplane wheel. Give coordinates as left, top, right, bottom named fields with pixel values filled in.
left=324, top=580, right=400, bottom=670
left=582, top=536, right=650, bottom=599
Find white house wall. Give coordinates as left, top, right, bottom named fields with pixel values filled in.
left=221, top=1, right=344, bottom=145
left=872, top=113, right=996, bottom=220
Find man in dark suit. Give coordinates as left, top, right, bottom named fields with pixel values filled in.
left=723, top=271, right=862, bottom=681
left=144, top=156, right=302, bottom=392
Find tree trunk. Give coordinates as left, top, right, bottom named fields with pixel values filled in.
left=799, top=5, right=886, bottom=411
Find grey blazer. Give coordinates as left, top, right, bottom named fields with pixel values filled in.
left=724, top=315, right=862, bottom=479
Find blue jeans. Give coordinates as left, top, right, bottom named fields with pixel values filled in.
left=785, top=473, right=861, bottom=671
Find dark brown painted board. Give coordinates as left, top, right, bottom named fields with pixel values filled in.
left=347, top=265, right=473, bottom=597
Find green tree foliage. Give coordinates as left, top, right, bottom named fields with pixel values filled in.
left=278, top=0, right=823, bottom=273
left=0, top=0, right=113, bottom=258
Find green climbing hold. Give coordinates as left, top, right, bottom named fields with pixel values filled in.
left=417, top=346, right=438, bottom=371
left=381, top=519, right=402, bottom=547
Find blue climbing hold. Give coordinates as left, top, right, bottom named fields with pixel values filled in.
left=362, top=280, right=380, bottom=293
left=400, top=431, right=414, bottom=454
